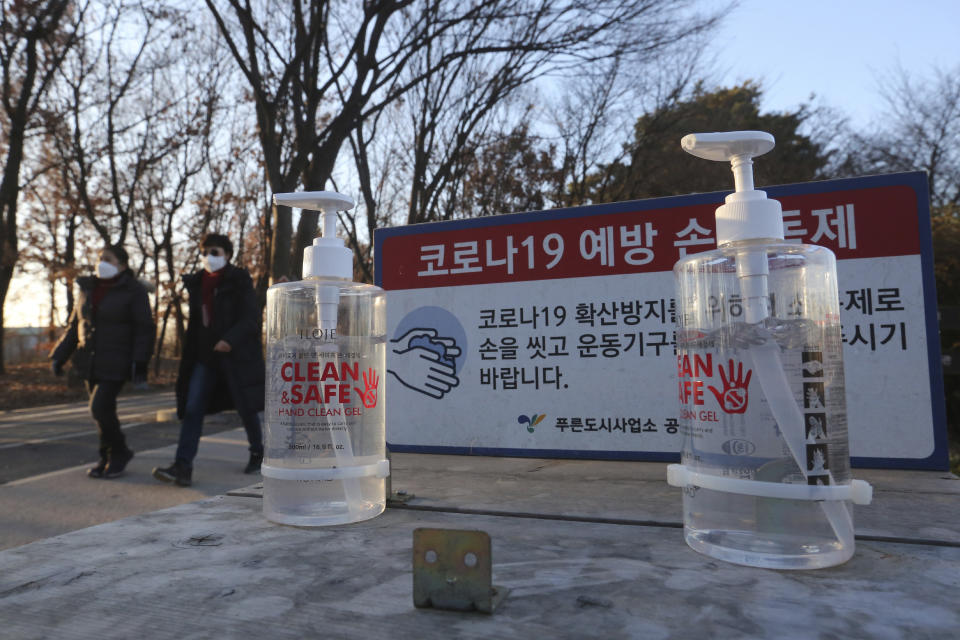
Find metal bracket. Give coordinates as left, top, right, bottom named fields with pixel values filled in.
left=413, top=528, right=508, bottom=614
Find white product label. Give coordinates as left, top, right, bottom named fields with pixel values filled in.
left=266, top=338, right=383, bottom=462
left=679, top=335, right=849, bottom=485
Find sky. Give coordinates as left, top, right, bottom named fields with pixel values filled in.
left=706, top=0, right=960, bottom=129
left=6, top=0, right=960, bottom=328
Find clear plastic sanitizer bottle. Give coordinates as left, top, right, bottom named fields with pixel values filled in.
left=666, top=131, right=872, bottom=569
left=263, top=191, right=388, bottom=526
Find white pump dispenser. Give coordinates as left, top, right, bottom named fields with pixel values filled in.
left=680, top=131, right=784, bottom=246
left=273, top=191, right=355, bottom=280
left=263, top=190, right=387, bottom=527
left=680, top=132, right=784, bottom=324
left=667, top=130, right=871, bottom=570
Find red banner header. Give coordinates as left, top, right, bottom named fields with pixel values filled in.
left=380, top=184, right=920, bottom=290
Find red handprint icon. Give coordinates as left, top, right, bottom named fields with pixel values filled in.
left=355, top=367, right=380, bottom=409
left=707, top=359, right=752, bottom=414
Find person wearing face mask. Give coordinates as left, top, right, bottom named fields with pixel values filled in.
left=50, top=245, right=155, bottom=479
left=153, top=233, right=265, bottom=487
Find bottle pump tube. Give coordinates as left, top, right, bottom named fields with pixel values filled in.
left=667, top=131, right=872, bottom=569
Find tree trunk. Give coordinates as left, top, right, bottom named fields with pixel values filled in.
left=0, top=0, right=74, bottom=373
left=47, top=280, right=57, bottom=342
left=291, top=210, right=318, bottom=281
left=155, top=302, right=172, bottom=374
left=269, top=200, right=291, bottom=282
left=0, top=268, right=9, bottom=375
left=0, top=112, right=28, bottom=375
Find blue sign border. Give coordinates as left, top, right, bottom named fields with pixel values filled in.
left=375, top=172, right=949, bottom=470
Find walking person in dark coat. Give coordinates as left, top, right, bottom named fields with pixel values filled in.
left=50, top=245, right=154, bottom=479
left=152, top=233, right=265, bottom=487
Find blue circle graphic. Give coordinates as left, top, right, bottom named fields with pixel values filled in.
left=393, top=306, right=467, bottom=373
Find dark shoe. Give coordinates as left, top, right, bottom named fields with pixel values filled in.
left=104, top=448, right=134, bottom=479
left=244, top=452, right=263, bottom=475
left=87, top=459, right=107, bottom=478
left=152, top=462, right=192, bottom=487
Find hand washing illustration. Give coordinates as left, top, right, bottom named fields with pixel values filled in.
left=806, top=414, right=826, bottom=442
left=801, top=357, right=824, bottom=377
left=388, top=328, right=461, bottom=398
left=804, top=383, right=825, bottom=409
left=388, top=306, right=466, bottom=400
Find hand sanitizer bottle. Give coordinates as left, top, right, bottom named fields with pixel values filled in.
left=666, top=131, right=872, bottom=569
left=263, top=191, right=388, bottom=526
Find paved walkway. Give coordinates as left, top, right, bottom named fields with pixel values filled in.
left=0, top=426, right=260, bottom=551
left=0, top=391, right=182, bottom=484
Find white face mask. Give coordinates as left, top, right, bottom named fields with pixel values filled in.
left=97, top=261, right=119, bottom=279
left=203, top=254, right=226, bottom=273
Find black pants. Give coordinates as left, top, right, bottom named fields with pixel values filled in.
left=85, top=379, right=128, bottom=460
left=175, top=360, right=263, bottom=466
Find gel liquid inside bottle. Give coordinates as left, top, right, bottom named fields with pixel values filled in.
left=263, top=191, right=387, bottom=526
left=666, top=132, right=872, bottom=569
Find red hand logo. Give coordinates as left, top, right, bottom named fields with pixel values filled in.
left=355, top=367, right=380, bottom=409
left=707, top=359, right=752, bottom=414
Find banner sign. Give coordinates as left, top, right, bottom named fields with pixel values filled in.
left=374, top=172, right=948, bottom=469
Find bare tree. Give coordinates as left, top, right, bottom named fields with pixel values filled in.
left=205, top=0, right=724, bottom=282
left=20, top=105, right=94, bottom=329
left=842, top=63, right=960, bottom=212
left=344, top=105, right=400, bottom=282
left=26, top=2, right=248, bottom=369
left=550, top=57, right=630, bottom=208
left=458, top=120, right=560, bottom=217
left=45, top=1, right=194, bottom=246
left=19, top=157, right=91, bottom=336
left=130, top=78, right=221, bottom=365
left=396, top=13, right=555, bottom=225
left=204, top=0, right=335, bottom=283
left=116, top=8, right=258, bottom=367
left=0, top=0, right=83, bottom=372
left=359, top=10, right=720, bottom=235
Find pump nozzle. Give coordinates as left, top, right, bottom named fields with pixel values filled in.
left=681, top=131, right=773, bottom=191
left=680, top=131, right=783, bottom=247
left=273, top=191, right=355, bottom=280
left=681, top=131, right=774, bottom=162
left=273, top=191, right=354, bottom=214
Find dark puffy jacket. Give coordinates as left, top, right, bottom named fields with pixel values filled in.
left=50, top=271, right=155, bottom=381
left=175, top=264, right=265, bottom=419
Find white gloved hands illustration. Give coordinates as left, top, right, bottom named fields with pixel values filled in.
left=805, top=386, right=824, bottom=409
left=388, top=328, right=461, bottom=399
left=802, top=359, right=824, bottom=376
left=392, top=327, right=461, bottom=360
